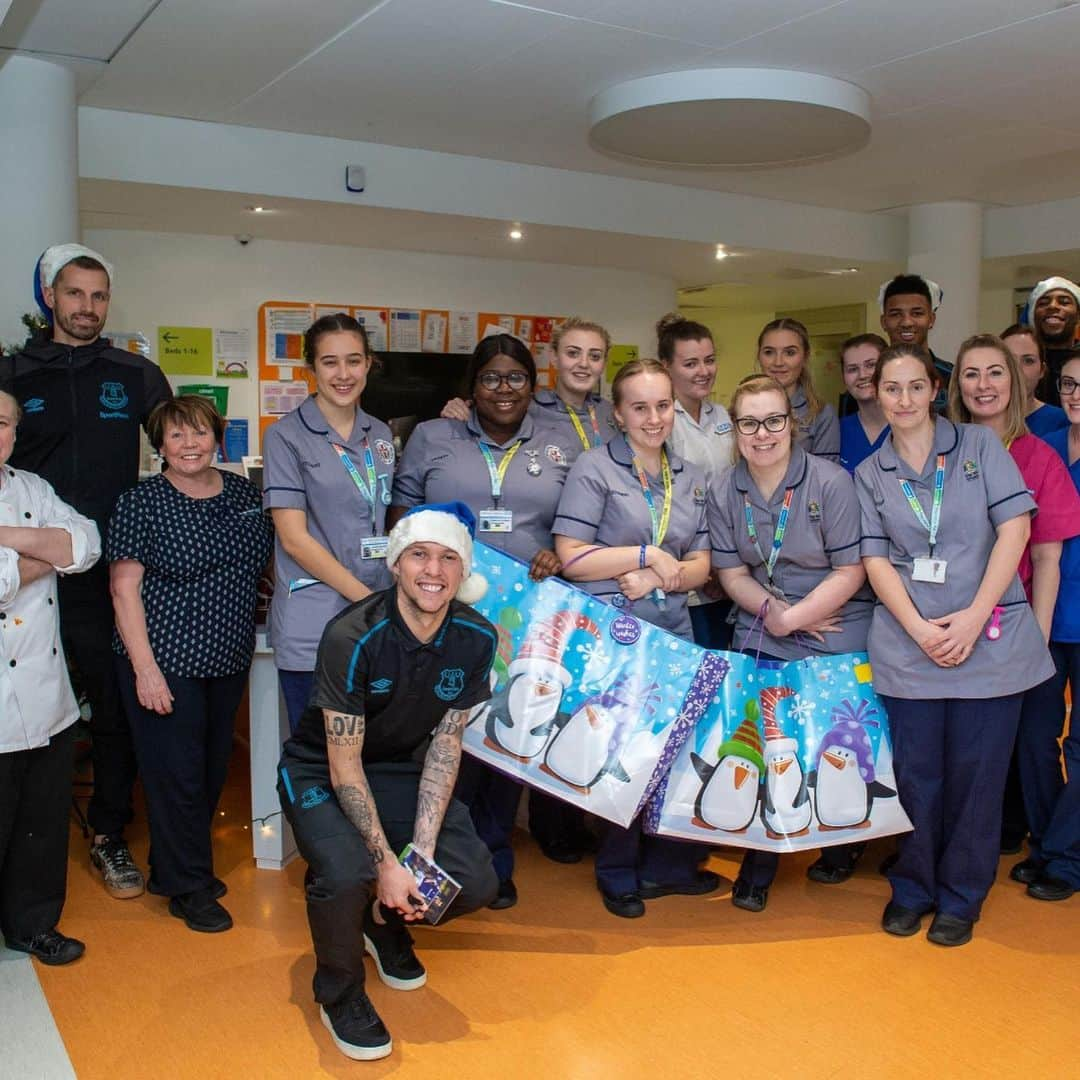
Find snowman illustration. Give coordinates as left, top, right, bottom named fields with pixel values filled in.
left=541, top=673, right=661, bottom=794
left=759, top=685, right=812, bottom=839
left=482, top=609, right=600, bottom=762
left=810, top=699, right=896, bottom=829
left=689, top=702, right=765, bottom=833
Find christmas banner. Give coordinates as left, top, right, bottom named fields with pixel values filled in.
left=465, top=544, right=912, bottom=848
left=643, top=653, right=913, bottom=851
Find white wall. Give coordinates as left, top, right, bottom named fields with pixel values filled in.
left=86, top=228, right=676, bottom=449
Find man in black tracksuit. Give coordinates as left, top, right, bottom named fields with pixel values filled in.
left=0, top=244, right=171, bottom=900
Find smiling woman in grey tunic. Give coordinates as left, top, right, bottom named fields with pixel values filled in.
left=855, top=344, right=1053, bottom=948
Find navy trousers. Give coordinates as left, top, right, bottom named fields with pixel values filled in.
left=455, top=756, right=521, bottom=883
left=1020, top=643, right=1080, bottom=886
left=880, top=693, right=1022, bottom=921
left=689, top=598, right=734, bottom=651
left=595, top=815, right=704, bottom=898
left=277, top=669, right=315, bottom=736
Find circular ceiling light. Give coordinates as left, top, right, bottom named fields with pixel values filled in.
left=589, top=68, right=871, bottom=168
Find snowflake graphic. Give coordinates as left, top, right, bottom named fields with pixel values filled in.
left=788, top=694, right=817, bottom=726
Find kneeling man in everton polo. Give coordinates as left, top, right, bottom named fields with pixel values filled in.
left=278, top=502, right=498, bottom=1061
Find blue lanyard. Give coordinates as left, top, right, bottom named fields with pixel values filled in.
left=331, top=439, right=379, bottom=508
left=898, top=455, right=945, bottom=555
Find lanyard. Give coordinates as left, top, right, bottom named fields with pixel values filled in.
left=744, top=487, right=795, bottom=581
left=478, top=440, right=523, bottom=505
left=331, top=439, right=378, bottom=508
left=567, top=404, right=602, bottom=450
left=629, top=443, right=672, bottom=546
left=899, top=454, right=945, bottom=554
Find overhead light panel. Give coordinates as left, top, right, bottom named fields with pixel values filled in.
left=509, top=225, right=524, bottom=241
left=715, top=245, right=729, bottom=261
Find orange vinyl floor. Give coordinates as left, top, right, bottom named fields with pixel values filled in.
left=39, top=742, right=1080, bottom=1080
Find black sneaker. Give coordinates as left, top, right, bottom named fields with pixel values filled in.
left=363, top=905, right=426, bottom=990
left=731, top=879, right=768, bottom=913
left=487, top=878, right=518, bottom=910
left=90, top=836, right=144, bottom=898
left=1009, top=858, right=1043, bottom=885
left=320, top=994, right=392, bottom=1061
left=168, top=887, right=233, bottom=933
left=5, top=928, right=85, bottom=966
left=601, top=891, right=645, bottom=918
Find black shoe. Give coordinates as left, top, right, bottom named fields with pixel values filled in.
left=881, top=900, right=926, bottom=937
left=878, top=852, right=899, bottom=876
left=363, top=905, right=426, bottom=991
left=539, top=841, right=584, bottom=865
left=601, top=891, right=645, bottom=918
left=1027, top=874, right=1077, bottom=902
left=320, top=994, right=392, bottom=1061
left=5, top=928, right=85, bottom=966
left=168, top=887, right=233, bottom=933
left=149, top=875, right=227, bottom=899
left=1009, top=858, right=1043, bottom=885
left=487, top=878, right=517, bottom=910
left=999, top=827, right=1027, bottom=855
left=731, top=879, right=768, bottom=913
left=89, top=835, right=145, bottom=898
left=807, top=845, right=865, bottom=885
left=639, top=870, right=722, bottom=899
left=926, top=912, right=973, bottom=947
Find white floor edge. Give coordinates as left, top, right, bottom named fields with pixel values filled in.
left=0, top=947, right=77, bottom=1079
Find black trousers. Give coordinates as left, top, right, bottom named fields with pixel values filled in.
left=60, top=569, right=137, bottom=838
left=278, top=757, right=498, bottom=1006
left=116, top=659, right=246, bottom=896
left=0, top=723, right=76, bottom=942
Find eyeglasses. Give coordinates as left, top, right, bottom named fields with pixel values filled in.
left=477, top=370, right=530, bottom=391
left=1057, top=375, right=1080, bottom=396
left=734, top=413, right=790, bottom=435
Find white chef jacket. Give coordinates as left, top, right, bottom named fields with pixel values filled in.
left=0, top=465, right=101, bottom=752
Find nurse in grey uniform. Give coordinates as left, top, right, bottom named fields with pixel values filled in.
left=554, top=359, right=719, bottom=918
left=263, top=313, right=395, bottom=733
left=710, top=374, right=872, bottom=912
left=757, top=318, right=840, bottom=462
left=855, top=344, right=1053, bottom=947
left=389, top=334, right=569, bottom=910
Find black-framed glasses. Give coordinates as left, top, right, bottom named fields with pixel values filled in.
left=477, top=370, right=530, bottom=391
left=734, top=413, right=790, bottom=435
left=1058, top=375, right=1080, bottom=396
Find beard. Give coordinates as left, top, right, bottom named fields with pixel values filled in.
left=1038, top=315, right=1079, bottom=347
left=54, top=310, right=101, bottom=342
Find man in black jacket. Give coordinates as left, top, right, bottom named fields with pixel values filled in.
left=1028, top=276, right=1080, bottom=406
left=0, top=244, right=171, bottom=900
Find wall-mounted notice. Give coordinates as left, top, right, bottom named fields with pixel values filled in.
left=158, top=326, right=213, bottom=376
left=264, top=305, right=312, bottom=373
left=390, top=309, right=422, bottom=351
left=421, top=310, right=448, bottom=353
left=215, top=328, right=251, bottom=378
left=449, top=311, right=477, bottom=354
left=354, top=307, right=388, bottom=352
left=605, top=343, right=639, bottom=384
left=260, top=380, right=309, bottom=416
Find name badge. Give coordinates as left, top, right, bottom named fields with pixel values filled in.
left=361, top=536, right=389, bottom=559
left=912, top=556, right=947, bottom=584
left=479, top=508, right=513, bottom=533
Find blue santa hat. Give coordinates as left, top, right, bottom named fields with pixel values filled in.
left=386, top=501, right=488, bottom=604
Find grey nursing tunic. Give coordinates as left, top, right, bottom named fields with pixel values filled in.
left=708, top=446, right=872, bottom=659
left=791, top=388, right=840, bottom=462
left=855, top=418, right=1054, bottom=699
left=530, top=390, right=616, bottom=465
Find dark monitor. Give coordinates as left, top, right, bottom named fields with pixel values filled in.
left=363, top=352, right=470, bottom=430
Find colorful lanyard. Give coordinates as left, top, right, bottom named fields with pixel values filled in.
left=898, top=454, right=945, bottom=555
left=331, top=439, right=379, bottom=509
left=568, top=404, right=602, bottom=451
left=744, top=487, right=795, bottom=581
left=629, top=443, right=672, bottom=546
left=478, top=440, right=523, bottom=505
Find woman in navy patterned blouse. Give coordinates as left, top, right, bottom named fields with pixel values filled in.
left=109, top=396, right=272, bottom=934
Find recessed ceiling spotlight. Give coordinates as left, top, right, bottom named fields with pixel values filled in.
left=715, top=245, right=729, bottom=261
left=246, top=205, right=268, bottom=213
left=509, top=226, right=524, bottom=241
left=824, top=266, right=860, bottom=275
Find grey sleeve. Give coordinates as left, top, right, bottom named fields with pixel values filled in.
left=390, top=424, right=431, bottom=508
left=855, top=464, right=890, bottom=558
left=261, top=422, right=308, bottom=511
left=810, top=404, right=841, bottom=461
left=821, top=466, right=863, bottom=567
left=707, top=475, right=742, bottom=569
left=552, top=455, right=605, bottom=543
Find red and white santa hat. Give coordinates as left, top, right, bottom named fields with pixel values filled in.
left=507, top=610, right=600, bottom=686
left=759, top=686, right=798, bottom=755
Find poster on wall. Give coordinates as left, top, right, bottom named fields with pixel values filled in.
left=390, top=309, right=422, bottom=351
left=449, top=311, right=477, bottom=354
left=260, top=380, right=308, bottom=416
left=215, top=328, right=251, bottom=378
left=106, top=331, right=151, bottom=359
left=353, top=307, right=389, bottom=352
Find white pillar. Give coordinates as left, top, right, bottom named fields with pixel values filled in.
left=0, top=55, right=79, bottom=348
left=906, top=201, right=983, bottom=364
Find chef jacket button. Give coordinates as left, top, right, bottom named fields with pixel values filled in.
left=9, top=659, right=15, bottom=667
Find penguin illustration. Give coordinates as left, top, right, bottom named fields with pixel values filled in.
left=759, top=686, right=812, bottom=839
left=809, top=699, right=896, bottom=829
left=483, top=610, right=600, bottom=762
left=690, top=703, right=765, bottom=832
left=541, top=674, right=660, bottom=794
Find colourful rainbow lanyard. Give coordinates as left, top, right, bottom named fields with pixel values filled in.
left=899, top=454, right=945, bottom=555
left=744, top=487, right=795, bottom=582
left=568, top=404, right=602, bottom=451
left=477, top=440, right=523, bottom=507
left=331, top=439, right=384, bottom=508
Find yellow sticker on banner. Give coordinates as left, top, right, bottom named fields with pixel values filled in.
left=854, top=661, right=873, bottom=684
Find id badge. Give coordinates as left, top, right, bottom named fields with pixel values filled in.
left=361, top=536, right=389, bottom=560
left=912, top=556, right=947, bottom=584
left=479, top=508, right=513, bottom=533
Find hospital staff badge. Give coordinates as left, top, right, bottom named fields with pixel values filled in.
left=807, top=500, right=822, bottom=521
left=962, top=459, right=979, bottom=480
left=546, top=444, right=567, bottom=466
left=374, top=439, right=396, bottom=465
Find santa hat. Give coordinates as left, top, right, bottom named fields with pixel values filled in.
left=816, top=700, right=880, bottom=782
left=715, top=715, right=765, bottom=773
left=1028, top=276, right=1080, bottom=315
left=507, top=610, right=600, bottom=684
left=386, top=501, right=488, bottom=604
left=34, top=244, right=115, bottom=323
left=759, top=686, right=798, bottom=755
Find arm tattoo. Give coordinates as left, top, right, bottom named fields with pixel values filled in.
left=413, top=709, right=467, bottom=854
left=322, top=709, right=390, bottom=864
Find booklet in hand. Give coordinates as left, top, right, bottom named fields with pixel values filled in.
left=399, top=843, right=462, bottom=925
